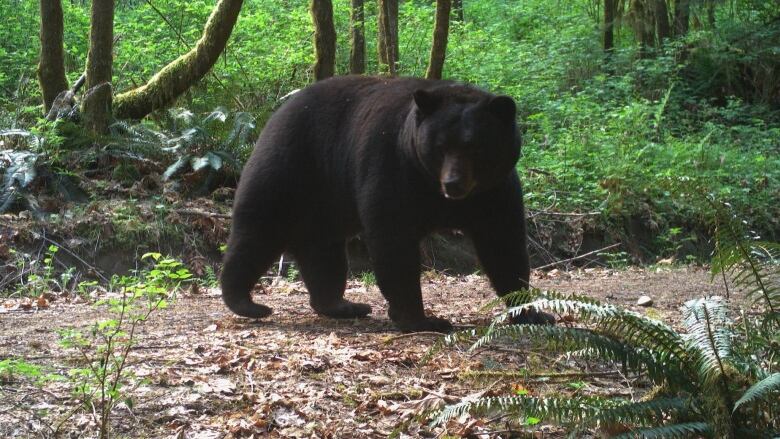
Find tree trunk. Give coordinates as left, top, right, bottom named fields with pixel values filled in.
left=707, top=0, right=715, bottom=28
left=654, top=0, right=671, bottom=44
left=349, top=0, right=365, bottom=74
left=426, top=0, right=451, bottom=80
left=629, top=0, right=655, bottom=57
left=113, top=0, right=244, bottom=120
left=311, top=0, right=336, bottom=80
left=452, top=0, right=463, bottom=22
left=603, top=0, right=617, bottom=53
left=38, top=0, right=69, bottom=113
left=673, top=0, right=689, bottom=36
left=81, top=0, right=114, bottom=134
left=377, top=0, right=399, bottom=75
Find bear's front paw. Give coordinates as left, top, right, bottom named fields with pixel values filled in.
left=510, top=308, right=556, bottom=325
left=395, top=316, right=453, bottom=333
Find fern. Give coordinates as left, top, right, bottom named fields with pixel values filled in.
left=733, top=373, right=780, bottom=412
left=504, top=299, right=690, bottom=368
left=680, top=297, right=732, bottom=383
left=711, top=202, right=780, bottom=320
left=613, top=422, right=712, bottom=438
left=467, top=323, right=686, bottom=385
left=434, top=395, right=691, bottom=431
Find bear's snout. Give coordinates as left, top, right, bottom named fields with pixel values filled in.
left=440, top=154, right=475, bottom=200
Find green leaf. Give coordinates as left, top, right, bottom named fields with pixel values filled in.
left=163, top=155, right=191, bottom=181
left=733, top=372, right=780, bottom=412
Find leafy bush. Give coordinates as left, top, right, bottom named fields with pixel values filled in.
left=59, top=253, right=192, bottom=439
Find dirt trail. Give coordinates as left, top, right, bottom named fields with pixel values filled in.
left=0, top=266, right=724, bottom=438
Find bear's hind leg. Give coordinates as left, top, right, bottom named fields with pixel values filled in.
left=221, top=222, right=286, bottom=318
left=293, top=240, right=372, bottom=319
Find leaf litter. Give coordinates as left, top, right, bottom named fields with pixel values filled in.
left=0, top=266, right=725, bottom=437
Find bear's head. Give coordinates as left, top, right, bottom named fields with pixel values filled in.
left=411, top=86, right=521, bottom=200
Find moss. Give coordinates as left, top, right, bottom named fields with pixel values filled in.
left=113, top=0, right=244, bottom=120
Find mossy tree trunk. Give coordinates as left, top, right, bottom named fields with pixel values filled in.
left=349, top=0, right=365, bottom=74
left=113, top=0, right=244, bottom=120
left=377, top=0, right=398, bottom=75
left=38, top=0, right=69, bottom=113
left=426, top=0, right=451, bottom=80
left=81, top=0, right=114, bottom=134
left=311, top=0, right=336, bottom=80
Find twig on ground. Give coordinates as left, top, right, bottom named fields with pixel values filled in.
left=534, top=243, right=621, bottom=271
left=173, top=209, right=232, bottom=219
left=383, top=331, right=447, bottom=344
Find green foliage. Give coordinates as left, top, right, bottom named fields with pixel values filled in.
left=158, top=107, right=251, bottom=178
left=359, top=271, right=376, bottom=287
left=4, top=244, right=79, bottom=298
left=2, top=0, right=778, bottom=251
left=434, top=209, right=779, bottom=435
left=59, top=253, right=191, bottom=439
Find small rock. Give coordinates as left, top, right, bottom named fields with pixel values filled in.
left=637, top=295, right=654, bottom=307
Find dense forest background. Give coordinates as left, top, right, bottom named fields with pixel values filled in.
left=1, top=0, right=778, bottom=262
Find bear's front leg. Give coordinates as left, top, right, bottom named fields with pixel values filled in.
left=363, top=231, right=453, bottom=333
left=466, top=177, right=556, bottom=325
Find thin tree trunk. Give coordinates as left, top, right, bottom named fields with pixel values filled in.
left=38, top=0, right=69, bottom=113
left=377, top=0, right=398, bottom=75
left=113, top=0, right=244, bottom=120
left=654, top=0, right=671, bottom=44
left=82, top=0, right=114, bottom=134
left=311, top=0, right=336, bottom=80
left=603, top=0, right=617, bottom=53
left=426, top=0, right=451, bottom=80
left=673, top=0, right=690, bottom=36
left=707, top=0, right=716, bottom=28
left=452, top=0, right=464, bottom=22
left=349, top=0, right=365, bottom=74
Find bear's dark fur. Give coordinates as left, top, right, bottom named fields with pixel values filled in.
left=221, top=75, right=550, bottom=332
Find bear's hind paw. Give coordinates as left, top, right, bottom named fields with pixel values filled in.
left=313, top=300, right=373, bottom=319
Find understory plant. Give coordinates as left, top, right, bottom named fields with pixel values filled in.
left=58, top=253, right=192, bottom=439
left=434, top=206, right=779, bottom=437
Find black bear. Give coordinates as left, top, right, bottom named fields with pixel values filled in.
left=221, top=75, right=552, bottom=332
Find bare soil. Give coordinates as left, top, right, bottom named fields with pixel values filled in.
left=0, top=266, right=725, bottom=438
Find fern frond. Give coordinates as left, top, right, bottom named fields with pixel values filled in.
left=433, top=395, right=613, bottom=426
left=434, top=395, right=689, bottom=430
left=504, top=299, right=689, bottom=367
left=593, top=397, right=690, bottom=428
left=223, top=111, right=256, bottom=149
left=712, top=205, right=780, bottom=315
left=733, top=372, right=780, bottom=412
left=484, top=288, right=602, bottom=312
left=613, top=422, right=712, bottom=438
left=473, top=324, right=675, bottom=378
left=681, top=297, right=732, bottom=383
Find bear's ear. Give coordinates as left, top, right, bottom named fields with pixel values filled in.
left=487, top=95, right=516, bottom=122
left=413, top=89, right=442, bottom=115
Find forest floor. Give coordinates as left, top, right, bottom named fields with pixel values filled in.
left=0, top=265, right=725, bottom=438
